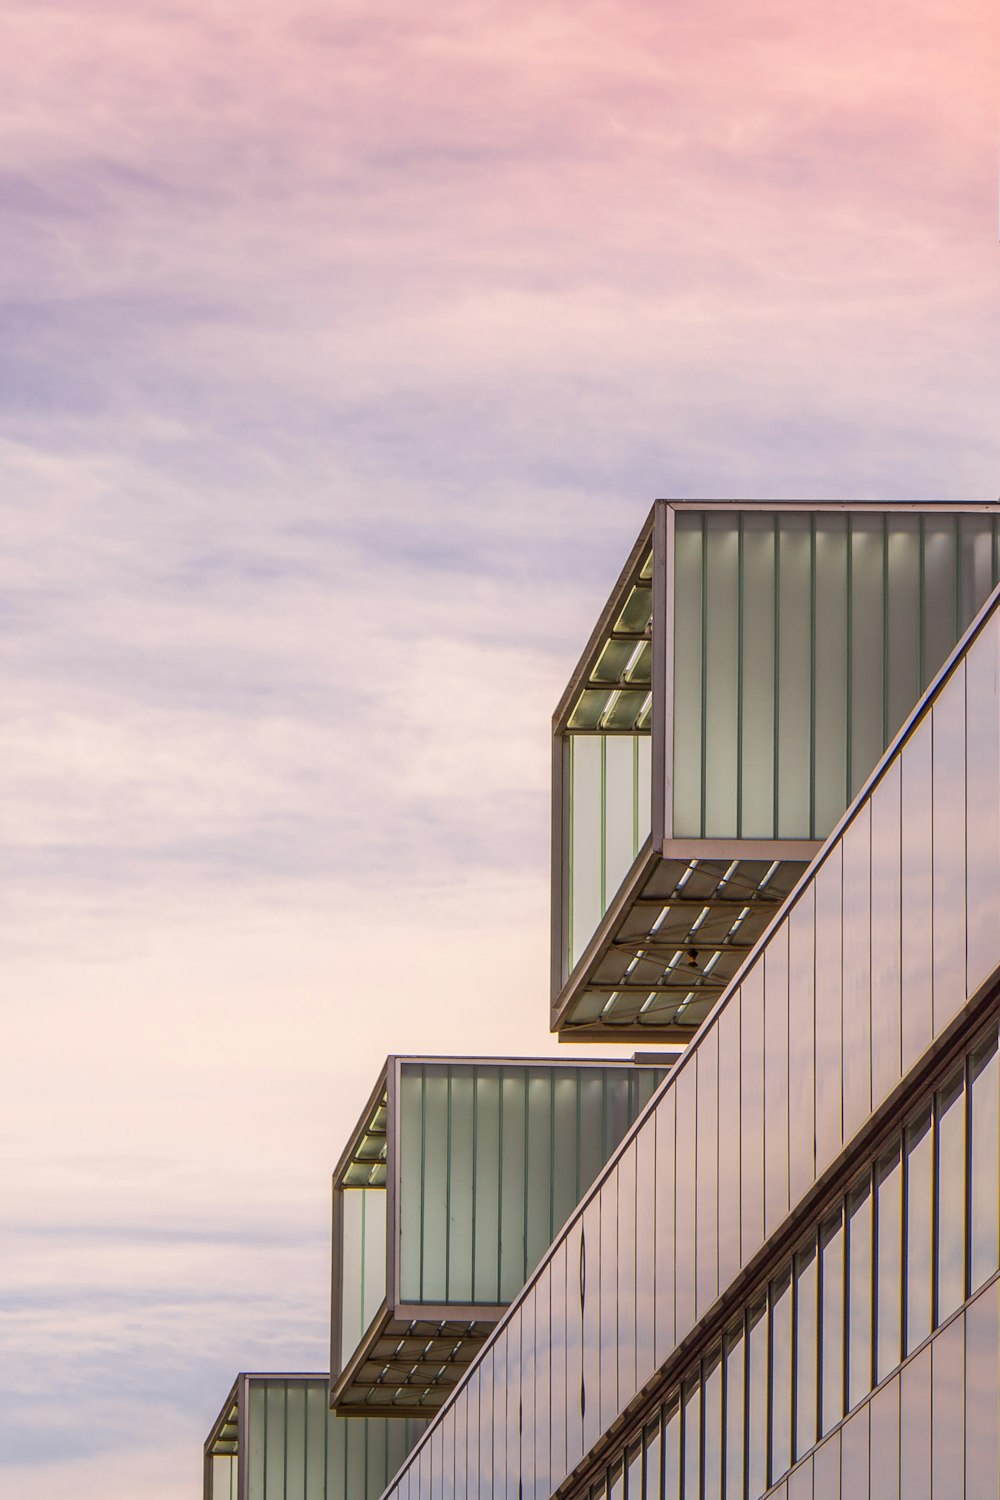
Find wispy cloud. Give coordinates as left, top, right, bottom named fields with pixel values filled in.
left=1, top=0, right=998, bottom=1493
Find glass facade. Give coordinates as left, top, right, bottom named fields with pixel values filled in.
left=204, top=1377, right=427, bottom=1500
left=671, top=508, right=999, bottom=839
left=378, top=543, right=1000, bottom=1500
left=554, top=503, right=1000, bottom=1042
left=206, top=502, right=1000, bottom=1500
left=332, top=1059, right=668, bottom=1412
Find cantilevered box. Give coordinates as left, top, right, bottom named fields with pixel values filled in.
left=204, top=1374, right=426, bottom=1500
left=552, top=500, right=1000, bottom=1040
left=329, top=1055, right=669, bottom=1417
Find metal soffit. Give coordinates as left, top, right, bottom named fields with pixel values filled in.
left=558, top=855, right=806, bottom=1038
left=335, top=1316, right=498, bottom=1415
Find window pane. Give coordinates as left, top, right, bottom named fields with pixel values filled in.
left=683, top=1378, right=701, bottom=1500
left=905, top=1107, right=933, bottom=1354
left=663, top=1397, right=680, bottom=1500
left=724, top=1323, right=746, bottom=1500
left=847, top=1175, right=873, bottom=1410
left=626, top=1442, right=642, bottom=1500
left=770, top=1270, right=792, bottom=1485
left=820, top=1209, right=844, bottom=1435
left=644, top=1414, right=663, bottom=1500
left=935, top=1068, right=966, bottom=1323
left=969, top=1030, right=1000, bottom=1291
left=747, top=1299, right=768, bottom=1500
left=703, top=1347, right=723, bottom=1500
left=875, top=1145, right=902, bottom=1381
left=794, top=1238, right=818, bottom=1460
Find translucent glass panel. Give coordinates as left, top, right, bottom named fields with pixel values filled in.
left=568, top=733, right=652, bottom=970
left=209, top=1454, right=237, bottom=1500
left=339, top=1187, right=386, bottom=1367
left=242, top=1380, right=426, bottom=1500
left=671, top=510, right=1000, bottom=839
left=396, top=1063, right=665, bottom=1304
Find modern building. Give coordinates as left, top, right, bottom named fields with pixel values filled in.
left=206, top=499, right=1000, bottom=1500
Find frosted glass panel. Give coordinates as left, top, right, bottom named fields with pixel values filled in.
left=340, top=1188, right=386, bottom=1367
left=568, top=732, right=652, bottom=971
left=670, top=510, right=998, bottom=840
left=394, top=1063, right=665, bottom=1308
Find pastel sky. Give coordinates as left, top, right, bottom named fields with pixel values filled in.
left=2, top=1, right=998, bottom=1495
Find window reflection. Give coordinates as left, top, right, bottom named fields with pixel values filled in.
left=905, top=1107, right=933, bottom=1353
left=682, top=1378, right=701, bottom=1500
left=569, top=1020, right=1000, bottom=1500
left=875, top=1146, right=902, bottom=1381
left=793, top=1238, right=818, bottom=1460
left=970, top=1034, right=1000, bottom=1291
left=747, top=1299, right=768, bottom=1500
left=819, top=1210, right=844, bottom=1435
left=724, top=1322, right=745, bottom=1500
left=703, top=1349, right=723, bottom=1500
left=847, top=1176, right=872, bottom=1410
left=770, top=1272, right=792, bottom=1483
left=935, top=1069, right=966, bottom=1323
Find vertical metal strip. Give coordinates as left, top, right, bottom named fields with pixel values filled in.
left=549, top=1071, right=557, bottom=1246
left=418, top=1066, right=426, bottom=1302
left=846, top=514, right=854, bottom=805
left=919, top=514, right=926, bottom=688
left=772, top=514, right=781, bottom=839
left=471, top=1066, right=479, bottom=1304
left=736, top=513, right=745, bottom=839
left=600, top=735, right=607, bottom=915
left=700, top=511, right=709, bottom=839
left=497, top=1067, right=505, bottom=1301
left=522, top=1071, right=531, bottom=1285
left=238, top=1375, right=249, bottom=1500
left=809, top=516, right=817, bottom=841
left=882, top=515, right=890, bottom=750
left=653, top=501, right=672, bottom=846
left=445, top=1072, right=453, bottom=1301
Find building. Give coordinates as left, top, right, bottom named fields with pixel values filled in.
left=206, top=499, right=1000, bottom=1500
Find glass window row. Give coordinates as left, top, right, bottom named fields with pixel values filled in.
left=574, top=1019, right=1000, bottom=1500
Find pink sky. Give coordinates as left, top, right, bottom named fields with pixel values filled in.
left=2, top=2, right=998, bottom=1496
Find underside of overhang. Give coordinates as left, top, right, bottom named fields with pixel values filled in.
left=553, top=847, right=814, bottom=1040
left=330, top=1305, right=504, bottom=1417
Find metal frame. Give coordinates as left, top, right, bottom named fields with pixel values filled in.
left=330, top=1053, right=665, bottom=1416
left=551, top=499, right=1000, bottom=1041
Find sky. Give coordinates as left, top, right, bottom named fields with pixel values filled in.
left=1, top=1, right=998, bottom=1495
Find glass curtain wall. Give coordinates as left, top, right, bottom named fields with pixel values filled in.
left=561, top=1012, right=1000, bottom=1500
left=396, top=1063, right=667, bottom=1304
left=205, top=1380, right=428, bottom=1500
left=672, top=509, right=999, bottom=839
left=766, top=1275, right=1000, bottom=1500
left=376, top=575, right=1000, bottom=1500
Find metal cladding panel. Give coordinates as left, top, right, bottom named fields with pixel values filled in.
left=380, top=584, right=1000, bottom=1500
left=668, top=509, right=1000, bottom=841
left=395, top=1062, right=667, bottom=1306
left=236, top=1379, right=427, bottom=1500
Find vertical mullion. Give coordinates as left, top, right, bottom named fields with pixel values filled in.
left=736, top=514, right=744, bottom=839
left=497, top=1067, right=505, bottom=1299
left=846, top=514, right=854, bottom=806
left=445, top=1073, right=453, bottom=1300
left=882, top=515, right=890, bottom=749
left=418, top=1068, right=427, bottom=1301
left=809, top=516, right=817, bottom=840
left=700, top=513, right=708, bottom=838
left=772, top=514, right=781, bottom=838
left=471, top=1066, right=479, bottom=1303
